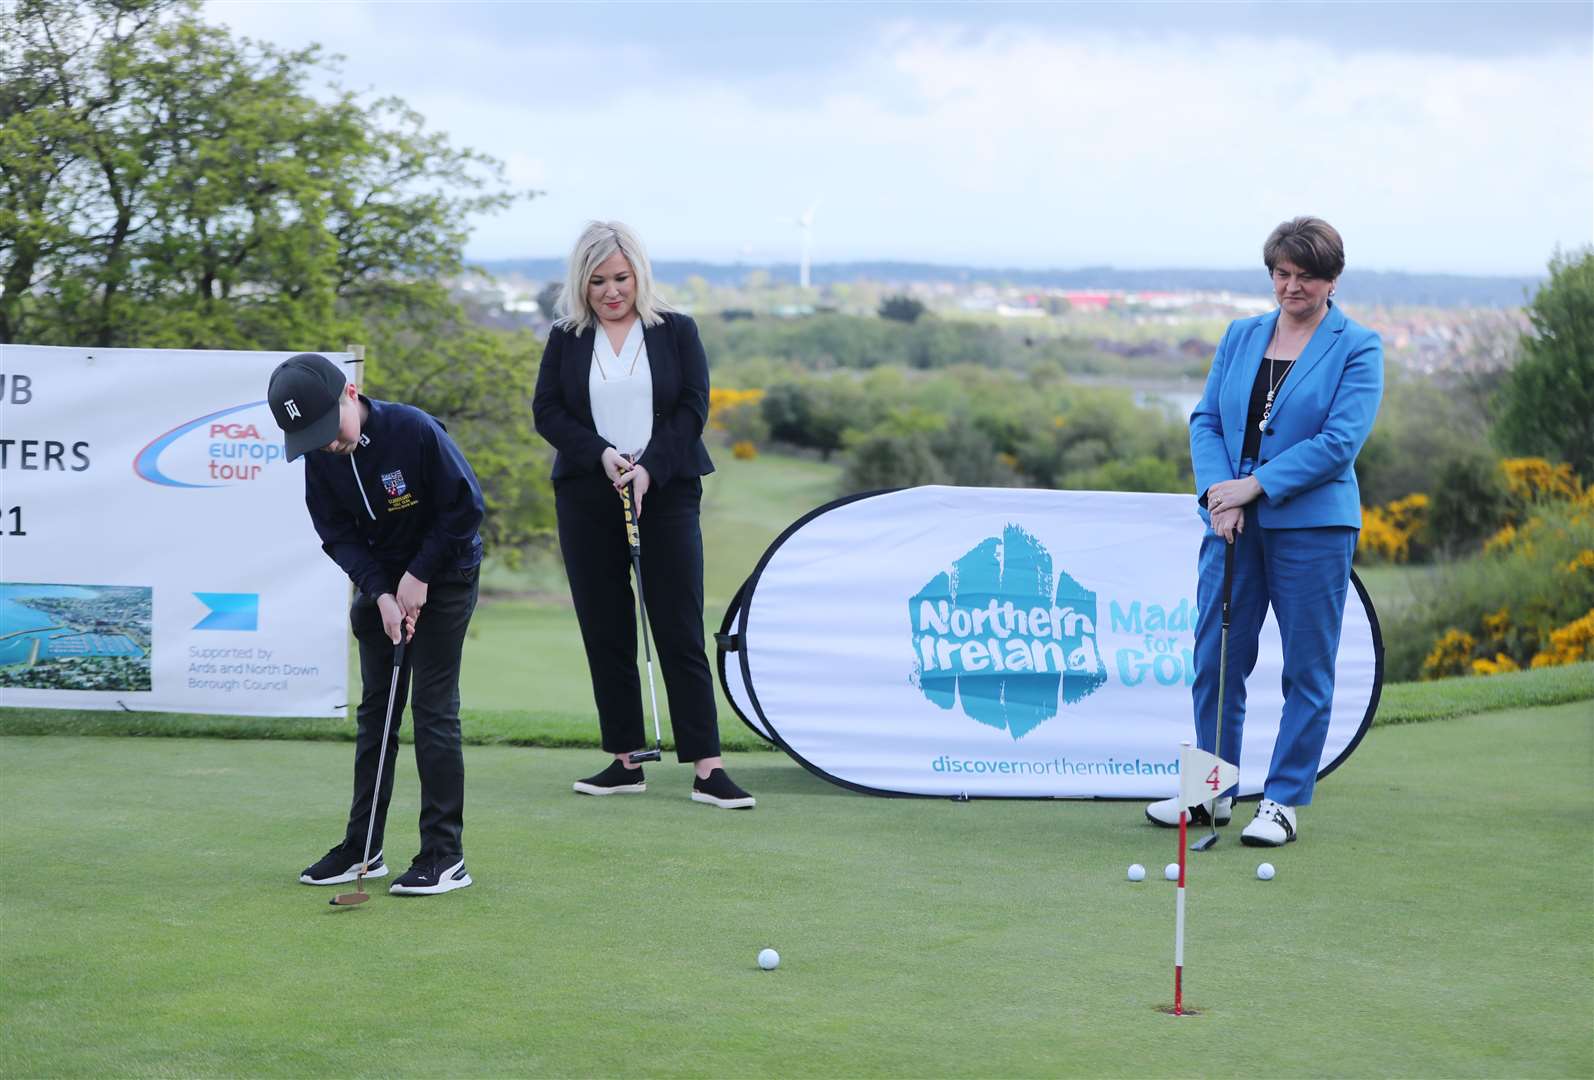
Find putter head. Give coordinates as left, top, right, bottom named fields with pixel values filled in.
left=1189, top=832, right=1220, bottom=852
left=627, top=748, right=662, bottom=764
left=329, top=869, right=372, bottom=906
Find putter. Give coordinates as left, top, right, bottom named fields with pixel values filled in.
left=620, top=478, right=664, bottom=765
left=331, top=637, right=407, bottom=906
left=1190, top=535, right=1237, bottom=852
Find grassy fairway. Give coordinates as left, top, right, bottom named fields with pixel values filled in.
left=3, top=703, right=1590, bottom=1078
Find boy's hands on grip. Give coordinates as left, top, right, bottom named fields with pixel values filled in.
left=377, top=592, right=417, bottom=645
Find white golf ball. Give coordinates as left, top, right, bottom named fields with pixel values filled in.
left=1164, top=863, right=1180, bottom=882
left=1257, top=862, right=1276, bottom=881
left=757, top=948, right=780, bottom=971
left=1127, top=863, right=1146, bottom=882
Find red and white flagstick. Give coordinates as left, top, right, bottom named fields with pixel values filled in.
left=1174, top=742, right=1189, bottom=1016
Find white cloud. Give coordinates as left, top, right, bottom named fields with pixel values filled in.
left=202, top=5, right=1591, bottom=273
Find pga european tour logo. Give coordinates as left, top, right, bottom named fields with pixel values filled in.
left=133, top=401, right=287, bottom=488
left=909, top=524, right=1107, bottom=740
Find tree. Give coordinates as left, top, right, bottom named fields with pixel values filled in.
left=0, top=0, right=550, bottom=550
left=1494, top=248, right=1594, bottom=479
left=878, top=294, right=926, bottom=323
left=535, top=281, right=562, bottom=320
left=1, top=0, right=521, bottom=349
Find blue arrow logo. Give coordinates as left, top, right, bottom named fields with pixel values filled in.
left=194, top=593, right=258, bottom=631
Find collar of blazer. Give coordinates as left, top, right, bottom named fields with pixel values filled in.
left=1228, top=300, right=1347, bottom=438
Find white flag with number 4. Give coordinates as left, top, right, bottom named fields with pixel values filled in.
left=1179, top=746, right=1240, bottom=808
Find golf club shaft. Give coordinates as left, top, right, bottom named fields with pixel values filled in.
left=357, top=639, right=406, bottom=877
left=1209, top=537, right=1236, bottom=823
left=620, top=481, right=663, bottom=750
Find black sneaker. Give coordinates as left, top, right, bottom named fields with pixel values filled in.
left=691, top=768, right=756, bottom=809
left=389, top=856, right=472, bottom=896
left=299, top=844, right=386, bottom=886
left=573, top=760, right=647, bottom=796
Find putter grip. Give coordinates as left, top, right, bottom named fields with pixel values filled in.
left=1220, top=535, right=1236, bottom=619
left=620, top=483, right=641, bottom=556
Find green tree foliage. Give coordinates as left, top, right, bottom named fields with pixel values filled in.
left=1425, top=454, right=1508, bottom=556
left=878, top=295, right=927, bottom=323
left=1355, top=370, right=1496, bottom=507
left=760, top=378, right=881, bottom=460
left=1494, top=248, right=1594, bottom=479
left=1, top=0, right=551, bottom=551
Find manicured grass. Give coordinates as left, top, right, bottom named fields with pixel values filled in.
left=3, top=702, right=1591, bottom=1077
left=1378, top=661, right=1594, bottom=724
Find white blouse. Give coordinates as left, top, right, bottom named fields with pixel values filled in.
left=588, top=318, right=653, bottom=458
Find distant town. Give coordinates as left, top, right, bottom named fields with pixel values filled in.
left=460, top=258, right=1533, bottom=380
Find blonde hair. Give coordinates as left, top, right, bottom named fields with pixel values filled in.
left=556, top=220, right=672, bottom=333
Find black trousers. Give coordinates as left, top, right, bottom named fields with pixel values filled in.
left=556, top=471, right=720, bottom=762
left=344, top=565, right=479, bottom=860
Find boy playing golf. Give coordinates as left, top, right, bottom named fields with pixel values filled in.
left=268, top=353, right=485, bottom=896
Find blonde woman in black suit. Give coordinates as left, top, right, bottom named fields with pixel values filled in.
left=533, top=220, right=754, bottom=809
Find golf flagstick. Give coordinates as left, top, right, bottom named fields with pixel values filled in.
left=1176, top=747, right=1188, bottom=1015
left=621, top=478, right=664, bottom=765
left=1191, top=535, right=1238, bottom=852
left=331, top=637, right=407, bottom=907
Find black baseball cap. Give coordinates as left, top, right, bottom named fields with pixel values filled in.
left=267, top=353, right=348, bottom=461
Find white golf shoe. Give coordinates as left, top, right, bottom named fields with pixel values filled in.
left=1240, top=798, right=1298, bottom=846
left=1144, top=795, right=1232, bottom=828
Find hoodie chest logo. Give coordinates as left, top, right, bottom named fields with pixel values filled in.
left=381, top=469, right=417, bottom=511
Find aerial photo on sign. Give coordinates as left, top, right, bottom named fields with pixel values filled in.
left=0, top=583, right=152, bottom=692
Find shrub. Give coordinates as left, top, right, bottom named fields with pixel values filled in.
left=1358, top=494, right=1430, bottom=563
left=1391, top=500, right=1594, bottom=680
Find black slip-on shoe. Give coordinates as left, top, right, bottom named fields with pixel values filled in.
left=691, top=768, right=756, bottom=809
left=573, top=760, right=647, bottom=796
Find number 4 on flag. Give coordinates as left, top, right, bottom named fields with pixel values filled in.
left=1179, top=746, right=1239, bottom=807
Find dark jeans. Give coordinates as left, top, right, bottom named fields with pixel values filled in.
left=344, top=565, right=479, bottom=860
left=556, top=472, right=720, bottom=762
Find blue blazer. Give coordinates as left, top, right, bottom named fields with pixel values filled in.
left=1190, top=301, right=1383, bottom=529
left=532, top=311, right=716, bottom=491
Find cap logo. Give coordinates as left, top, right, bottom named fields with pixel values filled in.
left=284, top=399, right=301, bottom=420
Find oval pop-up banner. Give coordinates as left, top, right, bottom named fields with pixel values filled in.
left=718, top=487, right=1381, bottom=799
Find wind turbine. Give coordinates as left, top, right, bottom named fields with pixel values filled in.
left=777, top=200, right=819, bottom=290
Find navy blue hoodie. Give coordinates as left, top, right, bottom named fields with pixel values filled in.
left=302, top=396, right=484, bottom=599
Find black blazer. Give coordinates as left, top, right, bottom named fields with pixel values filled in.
left=532, top=310, right=716, bottom=490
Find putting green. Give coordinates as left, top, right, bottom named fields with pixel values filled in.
left=2, top=702, right=1590, bottom=1077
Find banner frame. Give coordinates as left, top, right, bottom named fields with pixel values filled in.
left=722, top=486, right=1384, bottom=802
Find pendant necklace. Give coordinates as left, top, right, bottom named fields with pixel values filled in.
left=593, top=330, right=644, bottom=382
left=1259, top=324, right=1297, bottom=432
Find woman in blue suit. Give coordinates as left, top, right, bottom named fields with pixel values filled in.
left=1146, top=216, right=1382, bottom=846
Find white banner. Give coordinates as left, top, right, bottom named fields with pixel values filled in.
left=0, top=344, right=350, bottom=717
left=719, top=487, right=1380, bottom=798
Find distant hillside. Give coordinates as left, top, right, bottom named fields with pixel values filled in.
left=473, top=258, right=1540, bottom=309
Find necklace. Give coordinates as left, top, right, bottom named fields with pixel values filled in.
left=593, top=330, right=644, bottom=382
left=1258, top=355, right=1294, bottom=432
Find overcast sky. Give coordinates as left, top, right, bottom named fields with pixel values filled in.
left=205, top=1, right=1592, bottom=275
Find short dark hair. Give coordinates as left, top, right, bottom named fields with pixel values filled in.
left=1263, top=216, right=1345, bottom=280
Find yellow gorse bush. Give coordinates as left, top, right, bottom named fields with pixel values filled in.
left=1562, top=549, right=1594, bottom=575
left=1471, top=652, right=1520, bottom=676
left=707, top=387, right=766, bottom=430
left=1421, top=628, right=1477, bottom=680
left=1358, top=493, right=1429, bottom=563
left=1530, top=609, right=1594, bottom=669
left=1501, top=457, right=1583, bottom=504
